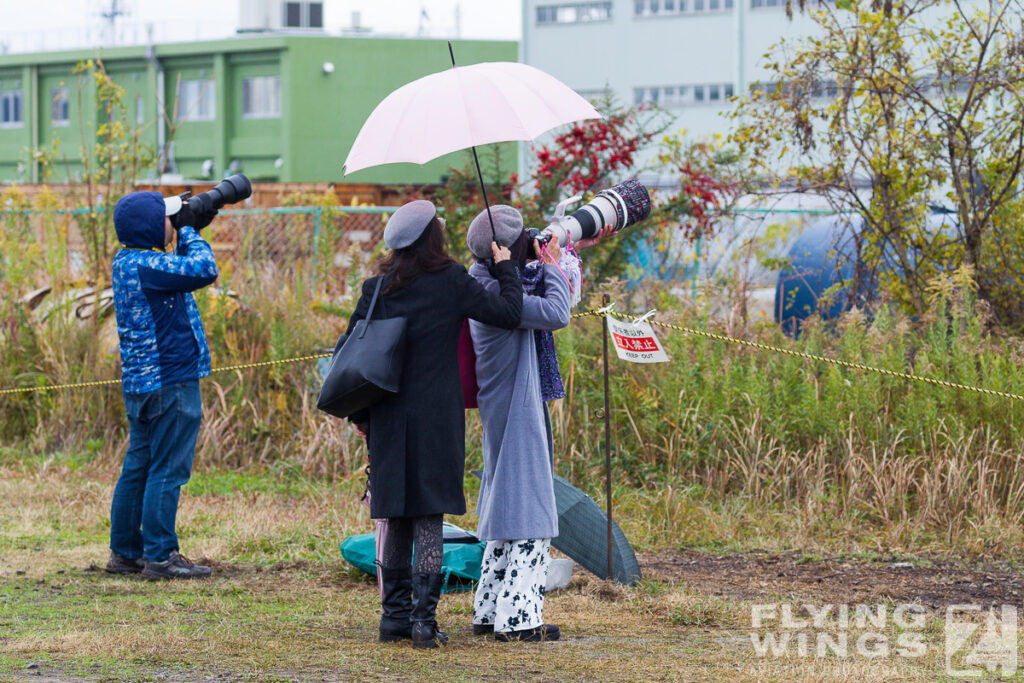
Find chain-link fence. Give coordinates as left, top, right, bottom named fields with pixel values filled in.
left=0, top=205, right=398, bottom=277
left=203, top=206, right=395, bottom=268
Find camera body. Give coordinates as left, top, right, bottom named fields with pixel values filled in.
left=536, top=179, right=651, bottom=247
left=526, top=227, right=552, bottom=250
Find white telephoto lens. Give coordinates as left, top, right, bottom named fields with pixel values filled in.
left=542, top=221, right=570, bottom=244
left=541, top=192, right=624, bottom=243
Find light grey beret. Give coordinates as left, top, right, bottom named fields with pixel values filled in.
left=467, top=204, right=523, bottom=259
left=384, top=199, right=436, bottom=249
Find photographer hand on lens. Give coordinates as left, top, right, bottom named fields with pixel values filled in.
left=573, top=224, right=615, bottom=250
left=171, top=202, right=219, bottom=231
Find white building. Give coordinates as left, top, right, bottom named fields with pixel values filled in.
left=520, top=0, right=824, bottom=156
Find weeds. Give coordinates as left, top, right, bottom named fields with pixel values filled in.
left=3, top=190, right=1024, bottom=558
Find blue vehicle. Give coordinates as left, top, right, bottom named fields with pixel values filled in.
left=775, top=211, right=960, bottom=334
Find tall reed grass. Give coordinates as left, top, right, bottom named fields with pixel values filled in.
left=4, top=193, right=1024, bottom=553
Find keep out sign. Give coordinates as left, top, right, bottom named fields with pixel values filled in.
left=607, top=316, right=670, bottom=364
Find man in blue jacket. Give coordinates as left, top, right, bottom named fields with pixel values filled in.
left=104, top=190, right=219, bottom=580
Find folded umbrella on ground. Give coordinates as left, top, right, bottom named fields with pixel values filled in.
left=469, top=471, right=641, bottom=586
left=550, top=474, right=642, bottom=586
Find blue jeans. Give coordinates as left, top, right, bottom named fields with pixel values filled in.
left=110, top=380, right=202, bottom=562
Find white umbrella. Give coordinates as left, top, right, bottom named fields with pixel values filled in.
left=344, top=45, right=602, bottom=238
left=343, top=59, right=602, bottom=175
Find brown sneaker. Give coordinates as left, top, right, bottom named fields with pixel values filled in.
left=105, top=551, right=144, bottom=574
left=141, top=551, right=212, bottom=580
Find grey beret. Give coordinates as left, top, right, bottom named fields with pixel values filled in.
left=384, top=199, right=436, bottom=249
left=467, top=205, right=523, bottom=259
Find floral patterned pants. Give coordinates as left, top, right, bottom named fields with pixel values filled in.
left=473, top=538, right=551, bottom=633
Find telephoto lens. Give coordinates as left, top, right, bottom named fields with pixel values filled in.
left=542, top=179, right=652, bottom=245
left=188, top=174, right=253, bottom=214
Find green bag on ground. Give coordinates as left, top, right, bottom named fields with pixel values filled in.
left=340, top=523, right=484, bottom=594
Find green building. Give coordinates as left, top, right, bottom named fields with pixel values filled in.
left=0, top=35, right=517, bottom=185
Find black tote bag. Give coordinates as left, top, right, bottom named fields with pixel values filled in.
left=317, top=276, right=407, bottom=418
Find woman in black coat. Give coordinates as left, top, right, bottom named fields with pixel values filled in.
left=344, top=200, right=522, bottom=649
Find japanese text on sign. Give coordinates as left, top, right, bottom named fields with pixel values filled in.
left=606, top=316, right=670, bottom=364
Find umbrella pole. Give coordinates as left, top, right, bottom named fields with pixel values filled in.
left=602, top=293, right=614, bottom=581
left=449, top=41, right=498, bottom=242
left=471, top=147, right=498, bottom=242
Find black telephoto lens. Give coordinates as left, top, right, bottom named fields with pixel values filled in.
left=189, top=174, right=253, bottom=214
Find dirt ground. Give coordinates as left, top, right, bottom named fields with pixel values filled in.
left=7, top=548, right=1024, bottom=681
left=641, top=549, right=1024, bottom=610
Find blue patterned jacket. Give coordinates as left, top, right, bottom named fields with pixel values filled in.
left=111, top=191, right=219, bottom=395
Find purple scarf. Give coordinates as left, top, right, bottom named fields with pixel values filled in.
left=521, top=264, right=565, bottom=401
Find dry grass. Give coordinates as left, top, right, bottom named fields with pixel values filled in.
left=1, top=458, right=1017, bottom=682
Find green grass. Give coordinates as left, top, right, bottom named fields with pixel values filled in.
left=2, top=460, right=1020, bottom=682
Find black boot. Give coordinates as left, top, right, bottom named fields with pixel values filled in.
left=410, top=572, right=448, bottom=649
left=495, top=624, right=561, bottom=642
left=378, top=566, right=413, bottom=642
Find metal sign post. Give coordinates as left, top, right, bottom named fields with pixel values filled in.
left=601, top=293, right=614, bottom=581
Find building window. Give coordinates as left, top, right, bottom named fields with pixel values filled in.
left=284, top=1, right=323, bottom=28
left=748, top=79, right=836, bottom=100
left=537, top=2, right=613, bottom=25
left=136, top=95, right=144, bottom=124
left=51, top=87, right=70, bottom=126
left=635, top=0, right=729, bottom=14
left=636, top=83, right=733, bottom=107
left=177, top=79, right=216, bottom=122
left=0, top=89, right=22, bottom=127
left=242, top=75, right=281, bottom=119
left=752, top=0, right=826, bottom=7
left=308, top=2, right=323, bottom=27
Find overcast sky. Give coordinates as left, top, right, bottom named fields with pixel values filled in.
left=0, top=0, right=522, bottom=53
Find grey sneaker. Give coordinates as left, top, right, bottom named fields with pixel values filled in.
left=141, top=551, right=212, bottom=580
left=105, top=551, right=145, bottom=574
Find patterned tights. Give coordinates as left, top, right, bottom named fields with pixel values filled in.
left=380, top=514, right=444, bottom=574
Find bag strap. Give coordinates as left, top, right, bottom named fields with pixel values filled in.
left=360, top=276, right=386, bottom=339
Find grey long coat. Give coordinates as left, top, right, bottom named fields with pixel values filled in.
left=345, top=261, right=523, bottom=519
left=468, top=262, right=571, bottom=541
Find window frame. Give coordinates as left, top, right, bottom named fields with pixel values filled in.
left=308, top=2, right=323, bottom=27
left=50, top=86, right=70, bottom=127
left=284, top=1, right=324, bottom=28
left=176, top=79, right=216, bottom=123
left=536, top=2, right=613, bottom=25
left=284, top=2, right=302, bottom=27
left=241, top=75, right=282, bottom=120
left=0, top=89, right=23, bottom=128
left=634, top=0, right=728, bottom=15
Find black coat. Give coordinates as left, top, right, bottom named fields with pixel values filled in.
left=345, top=261, right=523, bottom=519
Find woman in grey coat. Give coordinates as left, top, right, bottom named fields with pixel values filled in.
left=464, top=204, right=609, bottom=642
